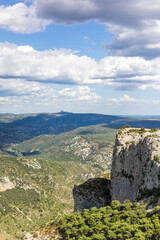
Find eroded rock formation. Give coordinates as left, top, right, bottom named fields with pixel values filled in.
left=73, top=128, right=160, bottom=211
left=111, top=127, right=160, bottom=203
left=73, top=178, right=111, bottom=212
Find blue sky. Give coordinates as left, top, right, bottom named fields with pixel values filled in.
left=1, top=0, right=160, bottom=115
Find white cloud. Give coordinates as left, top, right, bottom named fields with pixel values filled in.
left=105, top=95, right=160, bottom=105
left=0, top=78, right=57, bottom=98
left=0, top=42, right=98, bottom=84
left=0, top=76, right=101, bottom=107
left=1, top=1, right=160, bottom=58
left=2, top=42, right=160, bottom=91
left=0, top=96, right=17, bottom=105
left=106, top=95, right=145, bottom=104
left=34, top=0, right=160, bottom=58
left=58, top=86, right=101, bottom=102
left=0, top=2, right=50, bottom=33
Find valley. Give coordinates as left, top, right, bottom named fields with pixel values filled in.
left=1, top=112, right=160, bottom=239
left=0, top=114, right=117, bottom=239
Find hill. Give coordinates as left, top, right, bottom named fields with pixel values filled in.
left=7, top=125, right=115, bottom=170
left=1, top=112, right=160, bottom=149
left=35, top=127, right=160, bottom=239
left=0, top=125, right=116, bottom=239
left=0, top=112, right=121, bottom=147
left=1, top=112, right=160, bottom=239
left=35, top=201, right=160, bottom=240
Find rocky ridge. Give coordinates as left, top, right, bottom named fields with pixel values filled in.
left=111, top=127, right=160, bottom=204
left=73, top=177, right=111, bottom=212
left=74, top=127, right=160, bottom=211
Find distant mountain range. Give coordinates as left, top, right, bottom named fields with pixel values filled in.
left=1, top=112, right=160, bottom=148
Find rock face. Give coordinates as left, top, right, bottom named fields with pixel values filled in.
left=111, top=127, right=160, bottom=203
left=73, top=178, right=111, bottom=212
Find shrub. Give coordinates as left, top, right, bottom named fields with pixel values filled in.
left=57, top=201, right=160, bottom=239
left=154, top=155, right=160, bottom=163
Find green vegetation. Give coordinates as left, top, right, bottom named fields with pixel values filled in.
left=53, top=201, right=160, bottom=240
left=118, top=129, right=122, bottom=135
left=0, top=153, right=109, bottom=239
left=144, top=135, right=160, bottom=140
left=8, top=125, right=116, bottom=170
left=1, top=112, right=160, bottom=239
left=0, top=125, right=116, bottom=239
left=150, top=128, right=158, bottom=133
left=127, top=127, right=147, bottom=134
left=125, top=141, right=134, bottom=145
left=118, top=125, right=131, bottom=135
left=0, top=112, right=120, bottom=147
left=118, top=126, right=159, bottom=137
left=154, top=155, right=160, bottom=163
left=127, top=128, right=159, bottom=136
left=120, top=125, right=131, bottom=129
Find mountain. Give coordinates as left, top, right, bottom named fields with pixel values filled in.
left=73, top=126, right=160, bottom=212
left=1, top=112, right=160, bottom=239
left=0, top=112, right=122, bottom=148
left=0, top=124, right=116, bottom=239
left=38, top=127, right=160, bottom=240
left=1, top=112, right=160, bottom=149
left=8, top=125, right=115, bottom=169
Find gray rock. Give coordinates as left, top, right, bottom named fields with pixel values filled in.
left=111, top=128, right=160, bottom=203
left=73, top=178, right=111, bottom=212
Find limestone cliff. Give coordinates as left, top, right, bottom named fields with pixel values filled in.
left=73, top=178, right=111, bottom=212
left=73, top=127, right=160, bottom=211
left=111, top=127, right=160, bottom=203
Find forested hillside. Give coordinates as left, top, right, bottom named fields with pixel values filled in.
left=0, top=124, right=116, bottom=239
left=37, top=201, right=160, bottom=240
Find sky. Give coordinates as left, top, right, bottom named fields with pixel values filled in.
left=1, top=0, right=160, bottom=115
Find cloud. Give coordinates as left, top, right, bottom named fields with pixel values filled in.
left=1, top=1, right=160, bottom=58
left=2, top=42, right=160, bottom=91
left=58, top=86, right=101, bottom=102
left=3, top=0, right=160, bottom=33
left=0, top=96, right=18, bottom=105
left=0, top=76, right=101, bottom=106
left=0, top=42, right=98, bottom=84
left=107, top=20, right=160, bottom=58
left=105, top=95, right=146, bottom=104
left=36, top=0, right=98, bottom=25
left=0, top=2, right=50, bottom=33
left=0, top=78, right=102, bottom=113
left=35, top=0, right=160, bottom=27
left=105, top=95, right=160, bottom=105
left=0, top=78, right=57, bottom=97
left=34, top=0, right=160, bottom=58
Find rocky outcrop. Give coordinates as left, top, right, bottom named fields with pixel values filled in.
left=73, top=178, right=111, bottom=212
left=111, top=127, right=160, bottom=203
left=73, top=127, right=160, bottom=211
left=0, top=176, right=15, bottom=192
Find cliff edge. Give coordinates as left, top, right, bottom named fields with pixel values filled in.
left=111, top=127, right=160, bottom=204
left=73, top=178, right=111, bottom=212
